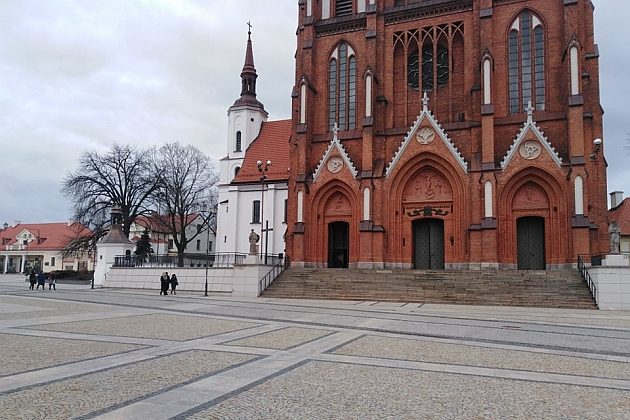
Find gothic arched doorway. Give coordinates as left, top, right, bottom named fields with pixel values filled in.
left=413, top=218, right=444, bottom=270
left=328, top=221, right=349, bottom=268
left=517, top=216, right=545, bottom=270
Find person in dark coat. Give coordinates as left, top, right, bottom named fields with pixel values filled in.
left=169, top=273, right=178, bottom=295
left=36, top=272, right=46, bottom=290
left=159, top=272, right=170, bottom=296
left=28, top=271, right=36, bottom=290
left=48, top=272, right=56, bottom=290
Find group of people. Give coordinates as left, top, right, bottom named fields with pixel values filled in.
left=159, top=272, right=178, bottom=295
left=28, top=271, right=56, bottom=290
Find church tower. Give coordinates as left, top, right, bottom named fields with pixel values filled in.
left=216, top=27, right=291, bottom=258
left=287, top=0, right=608, bottom=270
left=219, top=28, right=268, bottom=187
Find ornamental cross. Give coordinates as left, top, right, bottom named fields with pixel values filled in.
left=247, top=21, right=253, bottom=37
left=526, top=100, right=534, bottom=123
left=422, top=91, right=430, bottom=111
left=332, top=122, right=339, bottom=139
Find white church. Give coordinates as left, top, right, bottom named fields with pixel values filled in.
left=215, top=30, right=291, bottom=261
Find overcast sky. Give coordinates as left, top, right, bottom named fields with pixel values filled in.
left=0, top=0, right=627, bottom=225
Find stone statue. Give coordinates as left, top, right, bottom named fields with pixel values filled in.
left=249, top=229, right=260, bottom=255
left=609, top=221, right=621, bottom=254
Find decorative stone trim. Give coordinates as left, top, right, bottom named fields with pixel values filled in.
left=312, top=123, right=359, bottom=181
left=500, top=101, right=563, bottom=169
left=385, top=92, right=468, bottom=177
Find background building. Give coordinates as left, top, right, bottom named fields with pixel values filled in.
left=287, top=0, right=608, bottom=269
left=0, top=222, right=93, bottom=273
left=216, top=31, right=291, bottom=259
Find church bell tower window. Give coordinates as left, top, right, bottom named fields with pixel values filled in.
left=335, top=0, right=353, bottom=16
left=235, top=131, right=242, bottom=152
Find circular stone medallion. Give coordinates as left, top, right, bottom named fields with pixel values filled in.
left=327, top=156, right=344, bottom=174
left=416, top=127, right=435, bottom=144
left=519, top=140, right=542, bottom=160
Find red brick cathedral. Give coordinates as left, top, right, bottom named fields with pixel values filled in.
left=287, top=0, right=608, bottom=270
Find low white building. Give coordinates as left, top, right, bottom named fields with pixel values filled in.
left=216, top=30, right=290, bottom=260
left=0, top=222, right=94, bottom=273
left=129, top=214, right=215, bottom=257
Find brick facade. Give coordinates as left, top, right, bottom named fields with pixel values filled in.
left=287, top=0, right=608, bottom=269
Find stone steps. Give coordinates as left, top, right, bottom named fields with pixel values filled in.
left=262, top=268, right=597, bottom=309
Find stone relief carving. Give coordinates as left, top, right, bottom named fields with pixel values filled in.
left=404, top=170, right=452, bottom=202
left=519, top=140, right=542, bottom=160
left=513, top=182, right=549, bottom=210
left=416, top=126, right=435, bottom=145
left=327, top=156, right=344, bottom=174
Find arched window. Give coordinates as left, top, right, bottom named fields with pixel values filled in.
left=508, top=10, right=545, bottom=113
left=235, top=131, right=242, bottom=152
left=328, top=42, right=357, bottom=131
left=234, top=166, right=240, bottom=178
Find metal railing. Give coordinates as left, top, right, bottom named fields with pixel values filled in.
left=577, top=255, right=597, bottom=307
left=114, top=253, right=247, bottom=268
left=259, top=255, right=289, bottom=294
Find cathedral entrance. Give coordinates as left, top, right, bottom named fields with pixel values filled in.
left=413, top=219, right=444, bottom=270
left=517, top=216, right=546, bottom=270
left=328, top=221, right=349, bottom=268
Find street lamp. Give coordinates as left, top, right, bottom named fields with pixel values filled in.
left=257, top=159, right=271, bottom=264
left=201, top=202, right=215, bottom=297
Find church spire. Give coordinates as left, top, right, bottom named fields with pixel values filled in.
left=232, top=22, right=264, bottom=110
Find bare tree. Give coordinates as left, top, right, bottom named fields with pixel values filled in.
left=61, top=144, right=159, bottom=257
left=151, top=142, right=218, bottom=266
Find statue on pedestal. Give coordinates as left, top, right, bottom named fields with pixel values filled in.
left=609, top=221, right=621, bottom=254
left=249, top=229, right=260, bottom=255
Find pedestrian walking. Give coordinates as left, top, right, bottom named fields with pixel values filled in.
left=48, top=272, right=56, bottom=291
left=28, top=271, right=36, bottom=290
left=159, top=272, right=170, bottom=296
left=170, top=273, right=178, bottom=295
left=36, top=272, right=45, bottom=290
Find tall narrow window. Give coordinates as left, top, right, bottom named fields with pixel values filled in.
left=235, top=131, right=242, bottom=152
left=508, top=10, right=545, bottom=113
left=408, top=43, right=449, bottom=91
left=328, top=42, right=356, bottom=131
left=252, top=200, right=260, bottom=223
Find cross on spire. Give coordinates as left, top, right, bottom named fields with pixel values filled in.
left=422, top=91, right=430, bottom=111
left=247, top=21, right=252, bottom=39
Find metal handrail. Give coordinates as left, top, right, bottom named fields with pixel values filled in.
left=113, top=252, right=247, bottom=268
left=577, top=255, right=597, bottom=307
left=259, top=256, right=288, bottom=294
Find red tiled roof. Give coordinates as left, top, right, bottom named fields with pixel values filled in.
left=134, top=214, right=201, bottom=233
left=0, top=222, right=92, bottom=251
left=233, top=119, right=291, bottom=183
left=609, top=198, right=630, bottom=235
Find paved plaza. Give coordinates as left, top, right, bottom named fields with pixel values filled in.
left=0, top=274, right=629, bottom=419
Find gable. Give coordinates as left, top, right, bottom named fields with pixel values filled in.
left=312, top=124, right=358, bottom=182
left=385, top=92, right=468, bottom=177
left=500, top=102, right=562, bottom=169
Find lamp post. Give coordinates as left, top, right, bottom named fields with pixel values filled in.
left=257, top=160, right=271, bottom=263
left=201, top=202, right=215, bottom=297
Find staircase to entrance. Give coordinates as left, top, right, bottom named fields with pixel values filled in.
left=262, top=268, right=597, bottom=309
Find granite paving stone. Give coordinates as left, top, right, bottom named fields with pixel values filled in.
left=223, top=327, right=333, bottom=350
left=29, top=313, right=259, bottom=341
left=0, top=333, right=145, bottom=376
left=0, top=350, right=256, bottom=420
left=332, top=335, right=630, bottom=380
left=186, top=361, right=630, bottom=420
